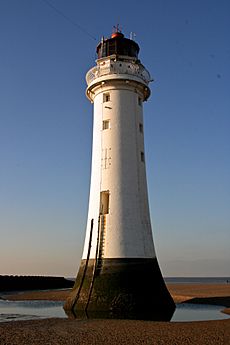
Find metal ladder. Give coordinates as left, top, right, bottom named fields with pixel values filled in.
left=97, top=215, right=106, bottom=270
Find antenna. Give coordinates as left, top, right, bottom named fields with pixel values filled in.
left=131, top=32, right=137, bottom=41
left=130, top=32, right=136, bottom=41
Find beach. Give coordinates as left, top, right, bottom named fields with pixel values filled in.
left=0, top=284, right=230, bottom=345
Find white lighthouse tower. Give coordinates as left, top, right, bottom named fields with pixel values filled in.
left=65, top=29, right=175, bottom=320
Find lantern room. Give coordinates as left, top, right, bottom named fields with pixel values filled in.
left=96, top=30, right=140, bottom=59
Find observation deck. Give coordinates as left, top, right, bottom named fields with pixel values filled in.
left=86, top=58, right=152, bottom=86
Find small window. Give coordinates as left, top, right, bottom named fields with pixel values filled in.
left=138, top=97, right=142, bottom=106
left=141, top=151, right=145, bottom=162
left=102, top=120, right=110, bottom=130
left=103, top=93, right=110, bottom=102
left=139, top=123, right=143, bottom=133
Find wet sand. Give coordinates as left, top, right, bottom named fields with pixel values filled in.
left=0, top=284, right=230, bottom=345
left=167, top=283, right=230, bottom=315
left=3, top=289, right=71, bottom=301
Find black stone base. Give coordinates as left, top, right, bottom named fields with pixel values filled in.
left=64, top=258, right=175, bottom=321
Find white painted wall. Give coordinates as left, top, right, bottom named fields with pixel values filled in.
left=82, top=58, right=156, bottom=259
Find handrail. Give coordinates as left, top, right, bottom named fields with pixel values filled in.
left=86, top=60, right=151, bottom=86
left=72, top=218, right=94, bottom=311
left=85, top=215, right=101, bottom=312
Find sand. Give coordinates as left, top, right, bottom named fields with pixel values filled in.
left=167, top=283, right=230, bottom=315
left=4, top=289, right=71, bottom=301
left=0, top=318, right=230, bottom=345
left=0, top=284, right=230, bottom=345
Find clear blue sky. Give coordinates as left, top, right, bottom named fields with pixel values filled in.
left=0, top=0, right=229, bottom=277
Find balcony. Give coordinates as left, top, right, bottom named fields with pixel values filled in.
left=86, top=60, right=152, bottom=86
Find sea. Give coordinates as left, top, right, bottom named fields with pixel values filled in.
left=69, top=277, right=230, bottom=284
left=164, top=277, right=230, bottom=284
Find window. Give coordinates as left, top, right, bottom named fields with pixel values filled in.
left=138, top=97, right=142, bottom=106
left=139, top=123, right=143, bottom=133
left=141, top=151, right=145, bottom=162
left=102, top=120, right=110, bottom=130
left=103, top=93, right=110, bottom=102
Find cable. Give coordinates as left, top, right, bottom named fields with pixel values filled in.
left=40, top=0, right=96, bottom=41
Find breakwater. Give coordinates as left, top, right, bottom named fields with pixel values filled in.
left=0, top=275, right=74, bottom=292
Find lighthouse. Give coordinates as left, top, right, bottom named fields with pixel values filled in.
left=65, top=29, right=175, bottom=320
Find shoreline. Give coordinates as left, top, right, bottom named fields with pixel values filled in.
left=0, top=284, right=230, bottom=345
left=2, top=283, right=230, bottom=315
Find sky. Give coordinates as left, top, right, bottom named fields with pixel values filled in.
left=0, top=0, right=229, bottom=277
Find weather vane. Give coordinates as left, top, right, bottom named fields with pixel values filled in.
left=113, top=24, right=122, bottom=33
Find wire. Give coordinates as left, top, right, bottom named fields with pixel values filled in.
left=40, top=0, right=96, bottom=41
